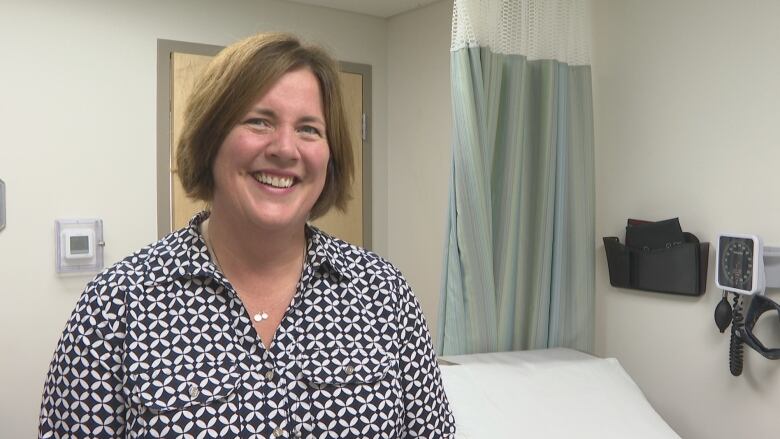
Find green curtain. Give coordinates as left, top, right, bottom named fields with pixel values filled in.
left=438, top=47, right=595, bottom=355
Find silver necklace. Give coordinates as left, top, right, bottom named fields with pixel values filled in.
left=203, top=219, right=305, bottom=324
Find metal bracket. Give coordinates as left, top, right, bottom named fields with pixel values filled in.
left=0, top=178, right=5, bottom=232
left=765, top=246, right=780, bottom=289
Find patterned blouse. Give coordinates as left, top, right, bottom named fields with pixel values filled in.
left=39, top=212, right=455, bottom=438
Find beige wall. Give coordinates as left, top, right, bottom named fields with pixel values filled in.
left=592, top=1, right=780, bottom=438
left=0, top=0, right=388, bottom=436
left=386, top=0, right=453, bottom=338
left=10, top=0, right=776, bottom=438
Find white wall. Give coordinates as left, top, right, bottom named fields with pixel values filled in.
left=386, top=0, right=453, bottom=337
left=592, top=1, right=780, bottom=438
left=0, top=1, right=388, bottom=436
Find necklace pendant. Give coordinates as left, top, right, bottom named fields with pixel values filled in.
left=253, top=312, right=269, bottom=322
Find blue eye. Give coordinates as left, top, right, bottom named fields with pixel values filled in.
left=245, top=118, right=271, bottom=128
left=299, top=126, right=322, bottom=136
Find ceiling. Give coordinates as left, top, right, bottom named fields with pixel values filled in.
left=280, top=0, right=443, bottom=18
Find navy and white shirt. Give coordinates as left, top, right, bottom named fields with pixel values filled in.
left=39, top=212, right=455, bottom=438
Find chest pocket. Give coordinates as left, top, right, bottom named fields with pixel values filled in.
left=131, top=361, right=241, bottom=412
left=300, top=347, right=396, bottom=387
left=299, top=348, right=400, bottom=437
left=129, top=362, right=242, bottom=438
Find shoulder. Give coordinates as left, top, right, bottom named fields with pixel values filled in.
left=86, top=223, right=199, bottom=296
left=67, top=224, right=202, bottom=344
left=310, top=226, right=407, bottom=285
left=308, top=226, right=417, bottom=308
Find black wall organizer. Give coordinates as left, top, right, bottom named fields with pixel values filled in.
left=604, top=218, right=709, bottom=296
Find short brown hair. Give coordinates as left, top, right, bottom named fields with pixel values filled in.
left=176, top=32, right=353, bottom=219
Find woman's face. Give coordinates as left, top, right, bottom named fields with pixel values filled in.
left=211, top=67, right=330, bottom=233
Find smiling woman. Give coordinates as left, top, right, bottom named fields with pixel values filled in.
left=38, top=32, right=455, bottom=438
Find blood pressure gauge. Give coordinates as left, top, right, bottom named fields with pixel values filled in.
left=713, top=233, right=780, bottom=376
left=715, top=233, right=765, bottom=295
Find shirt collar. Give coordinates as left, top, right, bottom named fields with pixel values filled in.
left=305, top=223, right=351, bottom=280
left=142, top=211, right=351, bottom=286
left=140, top=211, right=214, bottom=286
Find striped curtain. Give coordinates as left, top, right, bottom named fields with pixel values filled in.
left=438, top=0, right=595, bottom=355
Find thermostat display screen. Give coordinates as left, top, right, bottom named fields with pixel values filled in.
left=70, top=235, right=89, bottom=254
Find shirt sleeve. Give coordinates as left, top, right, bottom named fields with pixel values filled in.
left=39, top=277, right=127, bottom=438
left=396, top=277, right=456, bottom=438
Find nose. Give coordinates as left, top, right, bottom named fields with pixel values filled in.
left=266, top=126, right=300, bottom=161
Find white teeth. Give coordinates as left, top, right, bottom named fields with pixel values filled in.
left=254, top=172, right=294, bottom=188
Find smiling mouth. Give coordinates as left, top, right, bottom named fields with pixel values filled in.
left=252, top=172, right=296, bottom=189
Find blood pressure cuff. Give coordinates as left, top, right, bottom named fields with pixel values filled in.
left=739, top=294, right=780, bottom=360
left=625, top=217, right=685, bottom=251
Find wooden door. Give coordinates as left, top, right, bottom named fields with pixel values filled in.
left=310, top=71, right=363, bottom=246
left=170, top=52, right=210, bottom=227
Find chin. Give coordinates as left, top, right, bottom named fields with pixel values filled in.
left=248, top=208, right=309, bottom=232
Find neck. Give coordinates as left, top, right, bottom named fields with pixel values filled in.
left=205, top=210, right=307, bottom=280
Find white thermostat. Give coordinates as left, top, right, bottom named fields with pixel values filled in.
left=56, top=219, right=104, bottom=273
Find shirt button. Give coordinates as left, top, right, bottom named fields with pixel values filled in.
left=188, top=384, right=199, bottom=399
left=265, top=370, right=274, bottom=381
left=273, top=427, right=285, bottom=437
left=345, top=365, right=355, bottom=375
